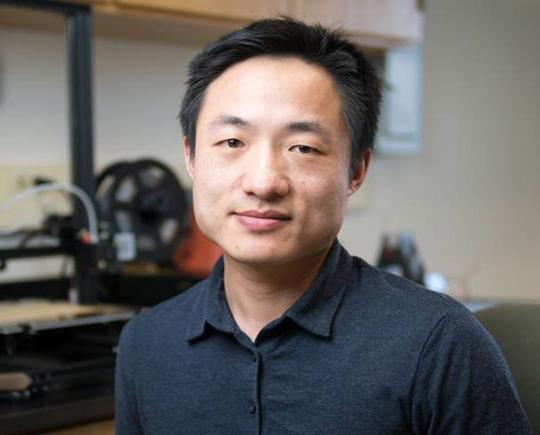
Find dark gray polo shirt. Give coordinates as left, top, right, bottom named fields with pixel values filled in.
left=115, top=241, right=532, bottom=434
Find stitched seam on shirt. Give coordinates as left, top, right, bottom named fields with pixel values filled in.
left=130, top=317, right=147, bottom=431
left=408, top=312, right=450, bottom=430
left=260, top=350, right=270, bottom=435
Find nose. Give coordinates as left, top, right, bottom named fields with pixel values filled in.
left=241, top=145, right=290, bottom=200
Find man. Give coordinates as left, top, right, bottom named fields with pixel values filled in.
left=116, top=18, right=532, bottom=434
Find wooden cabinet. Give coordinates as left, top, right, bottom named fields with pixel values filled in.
left=60, top=0, right=423, bottom=48
left=292, top=0, right=423, bottom=47
left=64, top=0, right=116, bottom=6
left=115, top=0, right=291, bottom=22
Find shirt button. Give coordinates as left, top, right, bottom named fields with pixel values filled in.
left=252, top=353, right=257, bottom=362
left=249, top=403, right=256, bottom=415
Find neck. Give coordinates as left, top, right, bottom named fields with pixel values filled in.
left=223, top=247, right=330, bottom=342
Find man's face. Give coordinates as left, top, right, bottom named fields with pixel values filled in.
left=184, top=56, right=368, bottom=266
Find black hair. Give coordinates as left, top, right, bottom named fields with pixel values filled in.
left=179, top=17, right=381, bottom=176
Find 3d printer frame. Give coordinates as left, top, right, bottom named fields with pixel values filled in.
left=0, top=0, right=99, bottom=303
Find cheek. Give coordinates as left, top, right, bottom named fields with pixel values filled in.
left=190, top=168, right=217, bottom=228
left=192, top=156, right=224, bottom=197
left=190, top=182, right=211, bottom=235
left=190, top=158, right=235, bottom=229
left=300, top=175, right=349, bottom=223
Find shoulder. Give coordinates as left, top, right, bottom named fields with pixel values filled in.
left=331, top=250, right=489, bottom=376
left=347, top=256, right=514, bottom=387
left=118, top=278, right=208, bottom=349
left=346, top=254, right=471, bottom=331
left=333, top=250, right=532, bottom=432
left=339, top=252, right=505, bottom=372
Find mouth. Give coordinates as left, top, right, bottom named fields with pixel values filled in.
left=233, top=209, right=291, bottom=231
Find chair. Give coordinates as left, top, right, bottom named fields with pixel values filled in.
left=475, top=303, right=540, bottom=433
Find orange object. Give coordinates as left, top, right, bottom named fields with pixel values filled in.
left=172, top=208, right=221, bottom=278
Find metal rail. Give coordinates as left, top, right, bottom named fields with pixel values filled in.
left=0, top=0, right=98, bottom=302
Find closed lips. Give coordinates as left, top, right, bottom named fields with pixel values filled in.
left=234, top=210, right=290, bottom=220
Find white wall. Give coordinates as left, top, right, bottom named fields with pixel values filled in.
left=341, top=0, right=540, bottom=301
left=0, top=27, right=197, bottom=176
left=0, top=28, right=68, bottom=165
left=1, top=0, right=539, bottom=301
left=93, top=37, right=197, bottom=178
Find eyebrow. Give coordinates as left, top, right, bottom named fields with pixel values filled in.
left=286, top=121, right=332, bottom=141
left=208, top=115, right=332, bottom=141
left=208, top=115, right=252, bottom=130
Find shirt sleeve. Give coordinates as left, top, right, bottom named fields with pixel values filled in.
left=410, top=310, right=533, bottom=434
left=115, top=318, right=144, bottom=434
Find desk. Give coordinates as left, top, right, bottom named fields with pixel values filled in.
left=0, top=384, right=114, bottom=435
left=44, top=420, right=115, bottom=435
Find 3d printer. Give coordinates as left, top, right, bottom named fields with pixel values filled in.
left=0, top=1, right=219, bottom=433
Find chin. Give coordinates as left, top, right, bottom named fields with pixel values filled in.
left=223, top=235, right=335, bottom=267
left=218, top=235, right=300, bottom=265
left=226, top=245, right=294, bottom=266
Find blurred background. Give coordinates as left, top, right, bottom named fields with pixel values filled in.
left=0, top=0, right=539, bottom=433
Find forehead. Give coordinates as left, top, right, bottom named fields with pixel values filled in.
left=197, top=56, right=346, bottom=134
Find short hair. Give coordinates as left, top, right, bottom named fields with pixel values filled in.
left=179, top=17, right=381, bottom=176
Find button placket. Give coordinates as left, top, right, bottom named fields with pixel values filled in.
left=248, top=402, right=257, bottom=415
left=251, top=351, right=261, bottom=429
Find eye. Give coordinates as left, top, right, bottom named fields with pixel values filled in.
left=290, top=144, right=316, bottom=154
left=224, top=138, right=243, bottom=148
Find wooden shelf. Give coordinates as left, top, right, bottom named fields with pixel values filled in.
left=1, top=1, right=422, bottom=49
left=0, top=4, right=237, bottom=47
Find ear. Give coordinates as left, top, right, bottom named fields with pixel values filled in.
left=348, top=149, right=372, bottom=195
left=183, top=136, right=195, bottom=180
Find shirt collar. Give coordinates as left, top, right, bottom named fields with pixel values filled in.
left=185, top=257, right=232, bottom=343
left=284, top=240, right=351, bottom=338
left=186, top=240, right=352, bottom=343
